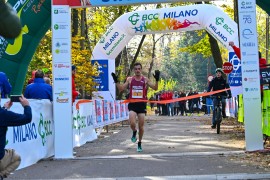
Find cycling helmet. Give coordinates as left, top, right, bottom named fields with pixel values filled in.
left=215, top=68, right=224, bottom=74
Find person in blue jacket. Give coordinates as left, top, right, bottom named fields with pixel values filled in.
left=0, top=96, right=32, bottom=179
left=24, top=70, right=52, bottom=101
left=0, top=72, right=12, bottom=98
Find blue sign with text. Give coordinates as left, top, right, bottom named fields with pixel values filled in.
left=91, top=60, right=109, bottom=91
left=228, top=52, right=242, bottom=86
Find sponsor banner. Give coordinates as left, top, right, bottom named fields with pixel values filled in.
left=228, top=52, right=242, bottom=86
left=103, top=100, right=109, bottom=123
left=109, top=100, right=115, bottom=121
left=73, top=101, right=97, bottom=147
left=92, top=4, right=238, bottom=61
left=1, top=99, right=127, bottom=169
left=94, top=100, right=104, bottom=127
left=120, top=101, right=126, bottom=119
left=125, top=103, right=129, bottom=117
left=228, top=51, right=242, bottom=97
left=91, top=60, right=109, bottom=91
left=238, top=0, right=263, bottom=150
left=3, top=99, right=54, bottom=169
left=260, top=68, right=270, bottom=84
left=205, top=15, right=238, bottom=48
left=53, top=0, right=218, bottom=7
left=115, top=100, right=120, bottom=120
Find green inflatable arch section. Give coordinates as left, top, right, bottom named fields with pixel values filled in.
left=0, top=0, right=51, bottom=94
left=0, top=0, right=269, bottom=95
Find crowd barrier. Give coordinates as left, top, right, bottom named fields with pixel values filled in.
left=0, top=99, right=129, bottom=169
left=0, top=96, right=239, bottom=170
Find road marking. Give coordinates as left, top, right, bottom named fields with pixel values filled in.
left=69, top=151, right=244, bottom=160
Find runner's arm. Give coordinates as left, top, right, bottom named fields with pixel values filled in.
left=116, top=77, right=130, bottom=92
left=147, top=78, right=158, bottom=90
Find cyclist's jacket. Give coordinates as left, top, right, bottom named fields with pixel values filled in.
left=129, top=76, right=147, bottom=100
left=207, top=77, right=231, bottom=97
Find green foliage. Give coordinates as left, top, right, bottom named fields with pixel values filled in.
left=179, top=30, right=212, bottom=58
left=147, top=78, right=177, bottom=99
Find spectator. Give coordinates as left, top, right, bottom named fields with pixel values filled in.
left=27, top=70, right=36, bottom=85
left=0, top=72, right=11, bottom=98
left=160, top=90, right=167, bottom=115
left=42, top=68, right=51, bottom=78
left=166, top=90, right=173, bottom=116
left=44, top=77, right=51, bottom=85
left=228, top=41, right=267, bottom=68
left=0, top=96, right=32, bottom=178
left=173, top=91, right=179, bottom=115
left=155, top=92, right=161, bottom=115
left=149, top=96, right=155, bottom=111
left=201, top=90, right=207, bottom=115
left=187, top=89, right=194, bottom=115
left=179, top=90, right=187, bottom=116
left=193, top=90, right=200, bottom=114
left=24, top=70, right=52, bottom=101
left=206, top=94, right=213, bottom=115
left=72, top=65, right=80, bottom=103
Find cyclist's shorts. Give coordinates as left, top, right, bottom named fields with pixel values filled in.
left=128, top=102, right=146, bottom=114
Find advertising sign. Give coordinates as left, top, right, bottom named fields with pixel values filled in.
left=228, top=52, right=242, bottom=86
left=53, top=0, right=219, bottom=7
left=91, top=60, right=109, bottom=91
left=52, top=5, right=73, bottom=158
left=260, top=68, right=270, bottom=85
left=238, top=0, right=263, bottom=151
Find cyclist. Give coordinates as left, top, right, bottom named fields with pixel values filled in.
left=207, top=68, right=232, bottom=129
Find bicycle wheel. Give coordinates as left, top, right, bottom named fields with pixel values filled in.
left=215, top=107, right=221, bottom=134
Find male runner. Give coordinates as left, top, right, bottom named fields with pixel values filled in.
left=111, top=62, right=160, bottom=152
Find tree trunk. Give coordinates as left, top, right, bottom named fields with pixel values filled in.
left=207, top=32, right=223, bottom=68
left=148, top=34, right=156, bottom=79
left=127, top=35, right=146, bottom=77
left=72, top=9, right=79, bottom=37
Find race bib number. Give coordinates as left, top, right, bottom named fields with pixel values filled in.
left=131, top=89, right=143, bottom=98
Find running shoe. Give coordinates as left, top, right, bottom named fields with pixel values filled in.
left=131, top=130, right=137, bottom=143
left=137, top=143, right=142, bottom=152
left=131, top=136, right=137, bottom=143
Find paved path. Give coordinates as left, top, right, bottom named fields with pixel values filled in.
left=7, top=115, right=270, bottom=179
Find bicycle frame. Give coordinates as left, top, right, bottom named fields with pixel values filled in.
left=212, top=95, right=226, bottom=134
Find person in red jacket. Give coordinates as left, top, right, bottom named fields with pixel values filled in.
left=229, top=41, right=266, bottom=101
left=228, top=41, right=267, bottom=68
left=72, top=65, right=80, bottom=103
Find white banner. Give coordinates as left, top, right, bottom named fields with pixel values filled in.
left=4, top=100, right=54, bottom=169
left=52, top=5, right=73, bottom=158
left=73, top=101, right=97, bottom=147
left=0, top=99, right=127, bottom=169
left=92, top=4, right=238, bottom=60
left=238, top=0, right=263, bottom=151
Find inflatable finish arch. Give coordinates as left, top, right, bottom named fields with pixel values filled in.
left=0, top=0, right=51, bottom=94
left=93, top=4, right=238, bottom=60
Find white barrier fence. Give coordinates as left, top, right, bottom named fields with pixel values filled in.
left=0, top=98, right=236, bottom=169
left=1, top=99, right=129, bottom=169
